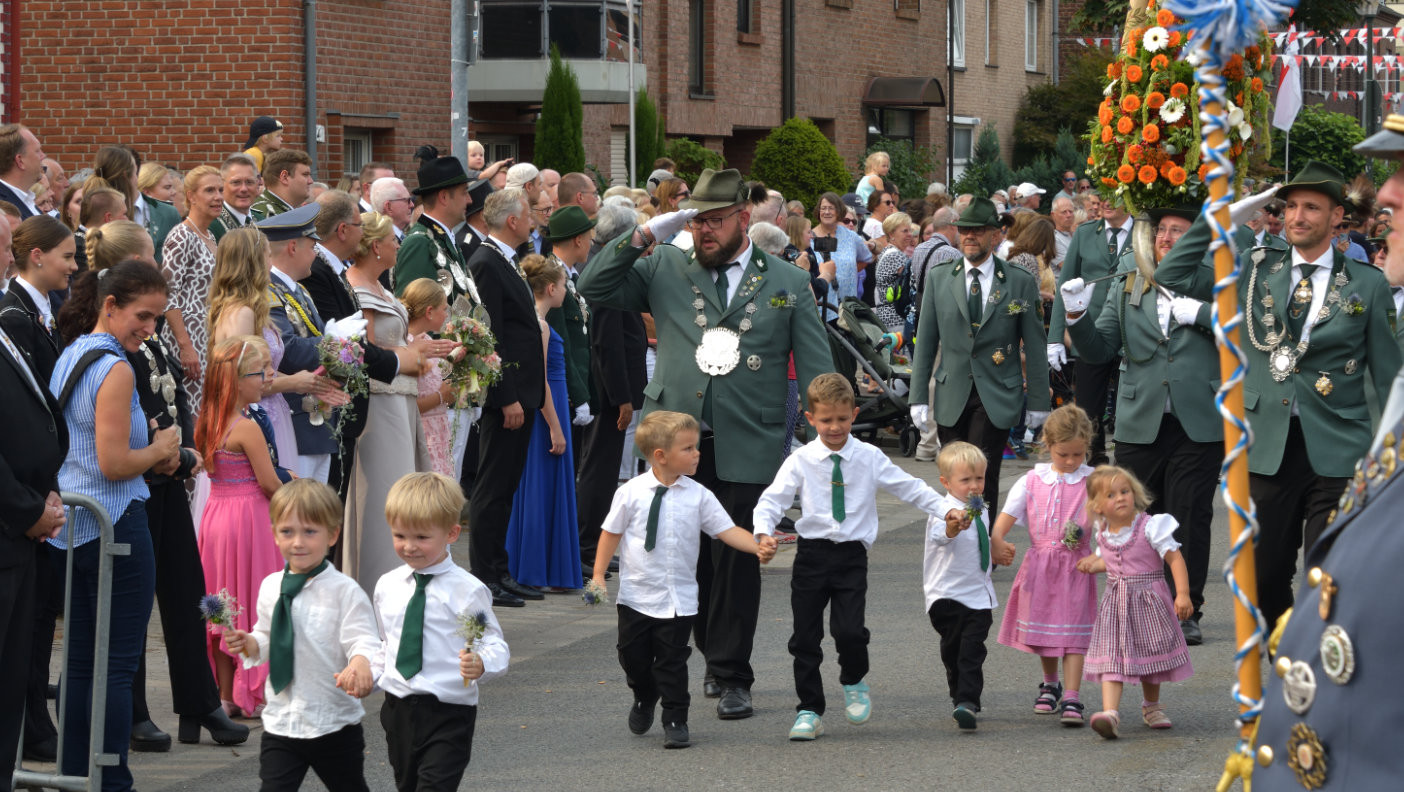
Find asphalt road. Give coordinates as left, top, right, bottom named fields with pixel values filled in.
left=20, top=452, right=1252, bottom=791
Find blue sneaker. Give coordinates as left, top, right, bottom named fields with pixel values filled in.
left=953, top=703, right=978, bottom=730
left=842, top=680, right=871, bottom=724
left=788, top=710, right=824, bottom=741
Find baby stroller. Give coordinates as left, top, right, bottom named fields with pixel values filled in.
left=824, top=297, right=920, bottom=456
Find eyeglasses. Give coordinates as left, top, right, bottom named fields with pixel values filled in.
left=687, top=208, right=743, bottom=230
left=388, top=196, right=413, bottom=205
left=1064, top=177, right=1077, bottom=183
left=841, top=218, right=857, bottom=226
left=241, top=371, right=267, bottom=382
left=881, top=199, right=895, bottom=206
left=1154, top=226, right=1186, bottom=238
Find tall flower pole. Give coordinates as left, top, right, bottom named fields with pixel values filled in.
left=1160, top=0, right=1296, bottom=787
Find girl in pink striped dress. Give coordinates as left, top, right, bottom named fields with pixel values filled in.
left=1076, top=465, right=1193, bottom=740
left=992, top=404, right=1099, bottom=725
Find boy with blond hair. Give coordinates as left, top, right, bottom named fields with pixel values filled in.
left=375, top=472, right=509, bottom=791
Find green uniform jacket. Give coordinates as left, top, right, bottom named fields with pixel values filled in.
left=910, top=256, right=1051, bottom=429
left=209, top=204, right=264, bottom=243
left=1066, top=249, right=1223, bottom=445
left=545, top=267, right=591, bottom=410
left=143, top=198, right=181, bottom=265
left=1157, top=215, right=1403, bottom=477
left=1233, top=223, right=1288, bottom=255
left=393, top=215, right=478, bottom=307
left=1049, top=218, right=1130, bottom=351
left=578, top=229, right=833, bottom=485
left=250, top=189, right=294, bottom=219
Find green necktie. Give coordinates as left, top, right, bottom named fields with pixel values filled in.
left=973, top=512, right=990, bottom=572
left=1287, top=262, right=1316, bottom=342
left=395, top=573, right=433, bottom=679
left=644, top=485, right=667, bottom=551
left=715, top=268, right=730, bottom=308
left=830, top=453, right=846, bottom=522
left=968, top=272, right=983, bottom=329
left=269, top=558, right=329, bottom=693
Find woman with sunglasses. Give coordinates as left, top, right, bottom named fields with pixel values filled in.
left=810, top=191, right=872, bottom=322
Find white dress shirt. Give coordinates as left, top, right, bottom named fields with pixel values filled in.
left=487, top=233, right=519, bottom=263
left=0, top=177, right=38, bottom=216
left=963, top=256, right=995, bottom=321
left=710, top=240, right=752, bottom=307
left=133, top=193, right=150, bottom=228
left=223, top=202, right=252, bottom=227
left=1106, top=216, right=1134, bottom=254
left=922, top=492, right=998, bottom=611
left=1289, top=245, right=1335, bottom=346
left=601, top=471, right=737, bottom=619
left=374, top=551, right=509, bottom=706
left=243, top=566, right=383, bottom=739
left=754, top=435, right=945, bottom=549
left=14, top=275, right=55, bottom=331
left=1000, top=463, right=1094, bottom=527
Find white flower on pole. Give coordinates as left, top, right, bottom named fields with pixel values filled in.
left=1238, top=122, right=1253, bottom=141
left=1144, top=26, right=1170, bottom=52
left=1160, top=98, right=1187, bottom=124
left=1228, top=104, right=1245, bottom=127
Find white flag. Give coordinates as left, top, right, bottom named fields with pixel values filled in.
left=1273, top=33, right=1303, bottom=131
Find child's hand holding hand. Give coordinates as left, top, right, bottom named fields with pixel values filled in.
left=334, top=656, right=373, bottom=698
left=1075, top=554, right=1102, bottom=574
left=1173, top=593, right=1193, bottom=621
left=757, top=535, right=778, bottom=564
left=944, top=508, right=970, bottom=538
left=223, top=628, right=253, bottom=658
left=992, top=538, right=1016, bottom=566
left=460, top=648, right=485, bottom=682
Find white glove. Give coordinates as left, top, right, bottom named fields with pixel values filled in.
left=910, top=404, right=933, bottom=432
left=1026, top=410, right=1050, bottom=430
left=572, top=404, right=594, bottom=426
left=644, top=209, right=698, bottom=244
left=1047, top=342, right=1068, bottom=372
left=324, top=311, right=367, bottom=341
left=1060, top=277, right=1092, bottom=315
left=1229, top=185, right=1279, bottom=227
left=1171, top=296, right=1205, bottom=327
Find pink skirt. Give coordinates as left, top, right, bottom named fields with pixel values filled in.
left=998, top=544, right=1098, bottom=656
left=1084, top=572, right=1193, bottom=684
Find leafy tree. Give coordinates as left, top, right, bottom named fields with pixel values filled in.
left=629, top=89, right=666, bottom=188
left=1268, top=104, right=1366, bottom=179
left=863, top=138, right=940, bottom=202
left=1013, top=47, right=1109, bottom=167
left=664, top=137, right=725, bottom=187
left=533, top=45, right=585, bottom=175
left=952, top=123, right=1016, bottom=198
left=751, top=117, right=851, bottom=211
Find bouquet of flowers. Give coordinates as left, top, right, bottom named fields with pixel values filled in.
left=307, top=335, right=369, bottom=450
left=1085, top=0, right=1273, bottom=215
left=198, top=589, right=245, bottom=654
left=1061, top=520, right=1085, bottom=551
left=964, top=494, right=987, bottom=526
left=582, top=579, right=609, bottom=606
left=439, top=316, right=503, bottom=410
left=456, top=609, right=490, bottom=687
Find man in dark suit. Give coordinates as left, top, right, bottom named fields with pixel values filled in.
left=468, top=187, right=545, bottom=608
left=0, top=124, right=45, bottom=219
left=0, top=320, right=68, bottom=788
left=543, top=206, right=595, bottom=442
left=454, top=178, right=493, bottom=271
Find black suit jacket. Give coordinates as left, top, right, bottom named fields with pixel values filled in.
left=455, top=224, right=485, bottom=266
left=589, top=306, right=647, bottom=413
left=0, top=182, right=35, bottom=220
left=468, top=241, right=544, bottom=411
left=0, top=335, right=67, bottom=563
left=300, top=252, right=359, bottom=324
left=0, top=283, right=64, bottom=383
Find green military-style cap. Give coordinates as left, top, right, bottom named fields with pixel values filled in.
left=680, top=168, right=748, bottom=213
left=255, top=202, right=321, bottom=242
left=544, top=205, right=597, bottom=242
left=1278, top=160, right=1346, bottom=206
left=953, top=196, right=1002, bottom=229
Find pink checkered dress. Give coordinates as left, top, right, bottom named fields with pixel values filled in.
left=997, top=469, right=1099, bottom=656
left=1083, top=513, right=1193, bottom=684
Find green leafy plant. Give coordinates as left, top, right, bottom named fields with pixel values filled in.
left=533, top=45, right=586, bottom=175
left=862, top=138, right=940, bottom=202
left=664, top=137, right=725, bottom=187
left=1014, top=48, right=1110, bottom=168
left=751, top=117, right=851, bottom=211
left=629, top=89, right=667, bottom=188
left=952, top=123, right=1016, bottom=198
left=1268, top=104, right=1366, bottom=180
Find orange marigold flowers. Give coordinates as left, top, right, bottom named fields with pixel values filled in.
left=1127, top=144, right=1144, bottom=163
left=1246, top=45, right=1263, bottom=69
left=1121, top=94, right=1141, bottom=113
left=1171, top=82, right=1189, bottom=98
left=1224, top=54, right=1245, bottom=81
left=1252, top=77, right=1264, bottom=93
left=1198, top=163, right=1212, bottom=181
left=1156, top=8, right=1175, bottom=26
left=1099, top=102, right=1114, bottom=125
left=1102, top=125, right=1115, bottom=143
left=1147, top=91, right=1166, bottom=109
left=1088, top=155, right=1096, bottom=166
left=1168, top=30, right=1182, bottom=47
left=1108, top=62, right=1122, bottom=79
left=1118, top=164, right=1137, bottom=183
left=1117, top=116, right=1135, bottom=135
left=1102, top=177, right=1118, bottom=188
left=1127, top=64, right=1144, bottom=83
left=1151, top=54, right=1170, bottom=71
left=1168, top=166, right=1188, bottom=186
left=1138, top=165, right=1158, bottom=184
left=1160, top=160, right=1175, bottom=178
left=1235, top=91, right=1244, bottom=106
left=1142, top=123, right=1161, bottom=143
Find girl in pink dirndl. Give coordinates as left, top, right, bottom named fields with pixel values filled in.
left=1076, top=465, right=1193, bottom=739
left=992, top=404, right=1100, bottom=725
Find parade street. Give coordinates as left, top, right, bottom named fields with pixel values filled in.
left=41, top=448, right=1248, bottom=791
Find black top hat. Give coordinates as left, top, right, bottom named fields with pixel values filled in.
left=464, top=178, right=493, bottom=217
left=244, top=116, right=283, bottom=149
left=414, top=156, right=470, bottom=196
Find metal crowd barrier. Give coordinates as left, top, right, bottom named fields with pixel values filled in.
left=13, top=492, right=129, bottom=792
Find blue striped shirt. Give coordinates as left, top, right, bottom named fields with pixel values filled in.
left=48, top=333, right=148, bottom=548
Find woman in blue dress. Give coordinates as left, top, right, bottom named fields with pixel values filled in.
left=505, top=253, right=582, bottom=590
left=810, top=191, right=873, bottom=322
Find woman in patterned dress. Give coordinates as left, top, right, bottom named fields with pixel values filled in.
left=160, top=165, right=223, bottom=407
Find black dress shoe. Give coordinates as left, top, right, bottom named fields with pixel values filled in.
left=178, top=705, right=250, bottom=745
left=629, top=699, right=656, bottom=735
left=1180, top=618, right=1204, bottom=646
left=663, top=721, right=691, bottom=748
left=703, top=674, right=722, bottom=699
left=130, top=719, right=172, bottom=753
left=716, top=687, right=753, bottom=720
left=23, top=736, right=57, bottom=762
left=488, top=582, right=525, bottom=607
left=500, top=576, right=545, bottom=601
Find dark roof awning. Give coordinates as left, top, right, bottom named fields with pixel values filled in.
left=862, top=77, right=946, bottom=108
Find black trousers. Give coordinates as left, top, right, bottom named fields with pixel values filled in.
left=459, top=423, right=481, bottom=496
left=1074, top=355, right=1120, bottom=464
left=937, top=391, right=1009, bottom=511
left=927, top=599, right=992, bottom=709
left=691, top=433, right=764, bottom=690
left=577, top=406, right=628, bottom=572
left=617, top=605, right=694, bottom=723
left=259, top=723, right=369, bottom=792
left=133, top=481, right=221, bottom=722
left=469, top=406, right=537, bottom=582
left=1251, top=418, right=1349, bottom=632
left=380, top=694, right=477, bottom=792
left=1, top=543, right=38, bottom=791
left=23, top=544, right=61, bottom=748
left=790, top=539, right=869, bottom=716
left=1113, top=414, right=1223, bottom=621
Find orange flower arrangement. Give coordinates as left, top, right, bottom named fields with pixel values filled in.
left=1088, top=156, right=1096, bottom=166
left=1168, top=30, right=1182, bottom=47
left=1252, top=77, right=1264, bottom=93
left=1224, top=54, right=1245, bottom=82
left=1102, top=126, right=1115, bottom=143
left=1108, top=62, right=1122, bottom=79
left=1117, top=116, right=1135, bottom=135
left=1171, top=82, right=1189, bottom=98
left=1099, top=100, right=1114, bottom=125
left=1246, top=45, right=1262, bottom=69
left=1102, top=177, right=1118, bottom=188
left=1126, top=64, right=1144, bottom=83
left=1127, top=144, right=1144, bottom=164
left=1121, top=94, right=1141, bottom=113
left=1168, top=166, right=1188, bottom=186
left=1138, top=165, right=1158, bottom=184
left=1142, top=123, right=1161, bottom=143
left=1118, top=164, right=1137, bottom=183
left=1160, top=160, right=1176, bottom=178
left=1157, top=8, right=1175, bottom=25
left=1198, top=163, right=1213, bottom=182
left=1126, top=28, right=1141, bottom=56
left=1151, top=54, right=1170, bottom=72
left=1147, top=91, right=1166, bottom=110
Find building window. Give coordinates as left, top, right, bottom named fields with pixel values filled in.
left=738, top=0, right=752, bottom=33
left=985, top=0, right=997, bottom=66
left=948, top=0, right=966, bottom=68
left=343, top=129, right=373, bottom=178
left=866, top=108, right=918, bottom=148
left=1024, top=0, right=1039, bottom=71
left=950, top=116, right=979, bottom=179
left=895, top=0, right=921, bottom=13
left=690, top=0, right=708, bottom=94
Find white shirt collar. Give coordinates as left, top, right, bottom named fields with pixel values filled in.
left=804, top=434, right=856, bottom=462
left=0, top=177, right=37, bottom=213
left=14, top=276, right=52, bottom=322
left=1034, top=462, right=1094, bottom=485
left=488, top=234, right=518, bottom=261
left=133, top=193, right=149, bottom=223
left=269, top=265, right=298, bottom=290
left=393, top=549, right=457, bottom=581
left=424, top=212, right=455, bottom=239
left=224, top=202, right=249, bottom=224
left=315, top=242, right=346, bottom=275
left=1290, top=244, right=1335, bottom=274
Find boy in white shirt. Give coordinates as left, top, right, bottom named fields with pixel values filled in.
left=591, top=410, right=776, bottom=750
left=925, top=441, right=999, bottom=731
left=755, top=372, right=947, bottom=741
left=223, top=480, right=381, bottom=792
left=374, top=472, right=509, bottom=791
